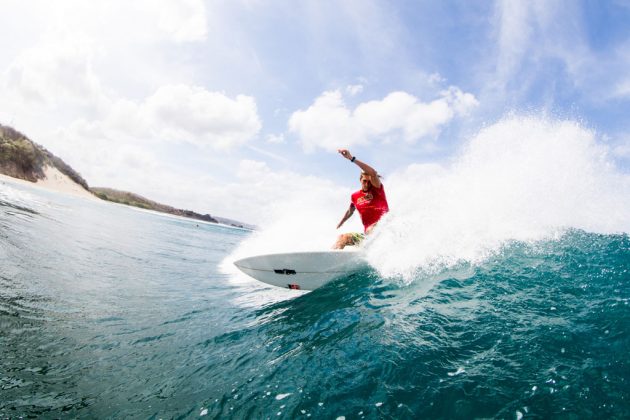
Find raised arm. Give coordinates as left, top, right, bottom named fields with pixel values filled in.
left=338, top=149, right=382, bottom=188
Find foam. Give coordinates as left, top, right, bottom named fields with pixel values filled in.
left=365, top=116, right=630, bottom=280
left=224, top=115, right=630, bottom=284
left=219, top=184, right=358, bottom=276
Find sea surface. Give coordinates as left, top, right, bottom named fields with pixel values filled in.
left=1, top=179, right=629, bottom=419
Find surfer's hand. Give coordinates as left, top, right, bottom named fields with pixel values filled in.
left=338, top=149, right=352, bottom=160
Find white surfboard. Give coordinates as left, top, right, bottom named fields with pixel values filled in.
left=234, top=250, right=366, bottom=291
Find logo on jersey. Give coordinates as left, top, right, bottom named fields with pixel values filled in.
left=356, top=193, right=373, bottom=205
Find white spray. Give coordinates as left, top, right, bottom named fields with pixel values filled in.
left=224, top=116, right=630, bottom=284
left=365, top=116, right=630, bottom=281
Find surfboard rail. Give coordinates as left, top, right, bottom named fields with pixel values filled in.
left=234, top=250, right=366, bottom=290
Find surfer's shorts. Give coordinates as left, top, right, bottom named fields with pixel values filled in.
left=348, top=232, right=365, bottom=245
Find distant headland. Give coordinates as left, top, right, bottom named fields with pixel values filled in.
left=0, top=123, right=253, bottom=229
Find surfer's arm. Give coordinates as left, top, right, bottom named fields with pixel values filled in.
left=338, top=149, right=382, bottom=188
left=336, top=203, right=355, bottom=229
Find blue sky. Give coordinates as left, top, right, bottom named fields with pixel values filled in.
left=1, top=0, right=630, bottom=224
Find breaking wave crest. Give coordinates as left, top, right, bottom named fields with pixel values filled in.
left=226, top=116, right=630, bottom=283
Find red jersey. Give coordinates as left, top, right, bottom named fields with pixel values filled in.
left=351, top=184, right=389, bottom=232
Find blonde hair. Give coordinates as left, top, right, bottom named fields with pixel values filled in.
left=359, top=172, right=383, bottom=181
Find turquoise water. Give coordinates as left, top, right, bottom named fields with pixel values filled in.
left=1, top=180, right=629, bottom=419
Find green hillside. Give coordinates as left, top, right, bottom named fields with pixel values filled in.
left=0, top=123, right=250, bottom=228
left=91, top=187, right=219, bottom=223
left=0, top=124, right=89, bottom=189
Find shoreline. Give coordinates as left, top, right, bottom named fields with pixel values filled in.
left=0, top=166, right=97, bottom=200
left=1, top=170, right=254, bottom=231
left=126, top=204, right=254, bottom=232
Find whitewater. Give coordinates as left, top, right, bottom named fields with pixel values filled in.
left=226, top=116, right=630, bottom=280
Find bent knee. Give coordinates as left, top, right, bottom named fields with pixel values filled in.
left=334, top=233, right=355, bottom=249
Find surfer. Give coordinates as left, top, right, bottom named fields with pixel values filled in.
left=334, top=149, right=389, bottom=249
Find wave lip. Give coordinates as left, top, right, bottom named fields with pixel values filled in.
left=365, top=116, right=630, bottom=281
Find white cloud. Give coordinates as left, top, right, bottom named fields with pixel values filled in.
left=57, top=84, right=262, bottom=151
left=139, top=85, right=262, bottom=149
left=288, top=87, right=478, bottom=152
left=0, top=0, right=210, bottom=119
left=4, top=36, right=105, bottom=109
left=33, top=0, right=207, bottom=45
left=237, top=159, right=270, bottom=179
left=50, top=119, right=162, bottom=190
left=42, top=85, right=262, bottom=194
left=149, top=0, right=207, bottom=42
left=49, top=85, right=261, bottom=153
left=288, top=90, right=363, bottom=152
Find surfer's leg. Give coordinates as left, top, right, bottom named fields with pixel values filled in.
left=333, top=232, right=364, bottom=249
left=350, top=232, right=365, bottom=244
left=333, top=234, right=351, bottom=249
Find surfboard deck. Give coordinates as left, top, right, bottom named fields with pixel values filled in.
left=234, top=250, right=366, bottom=290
